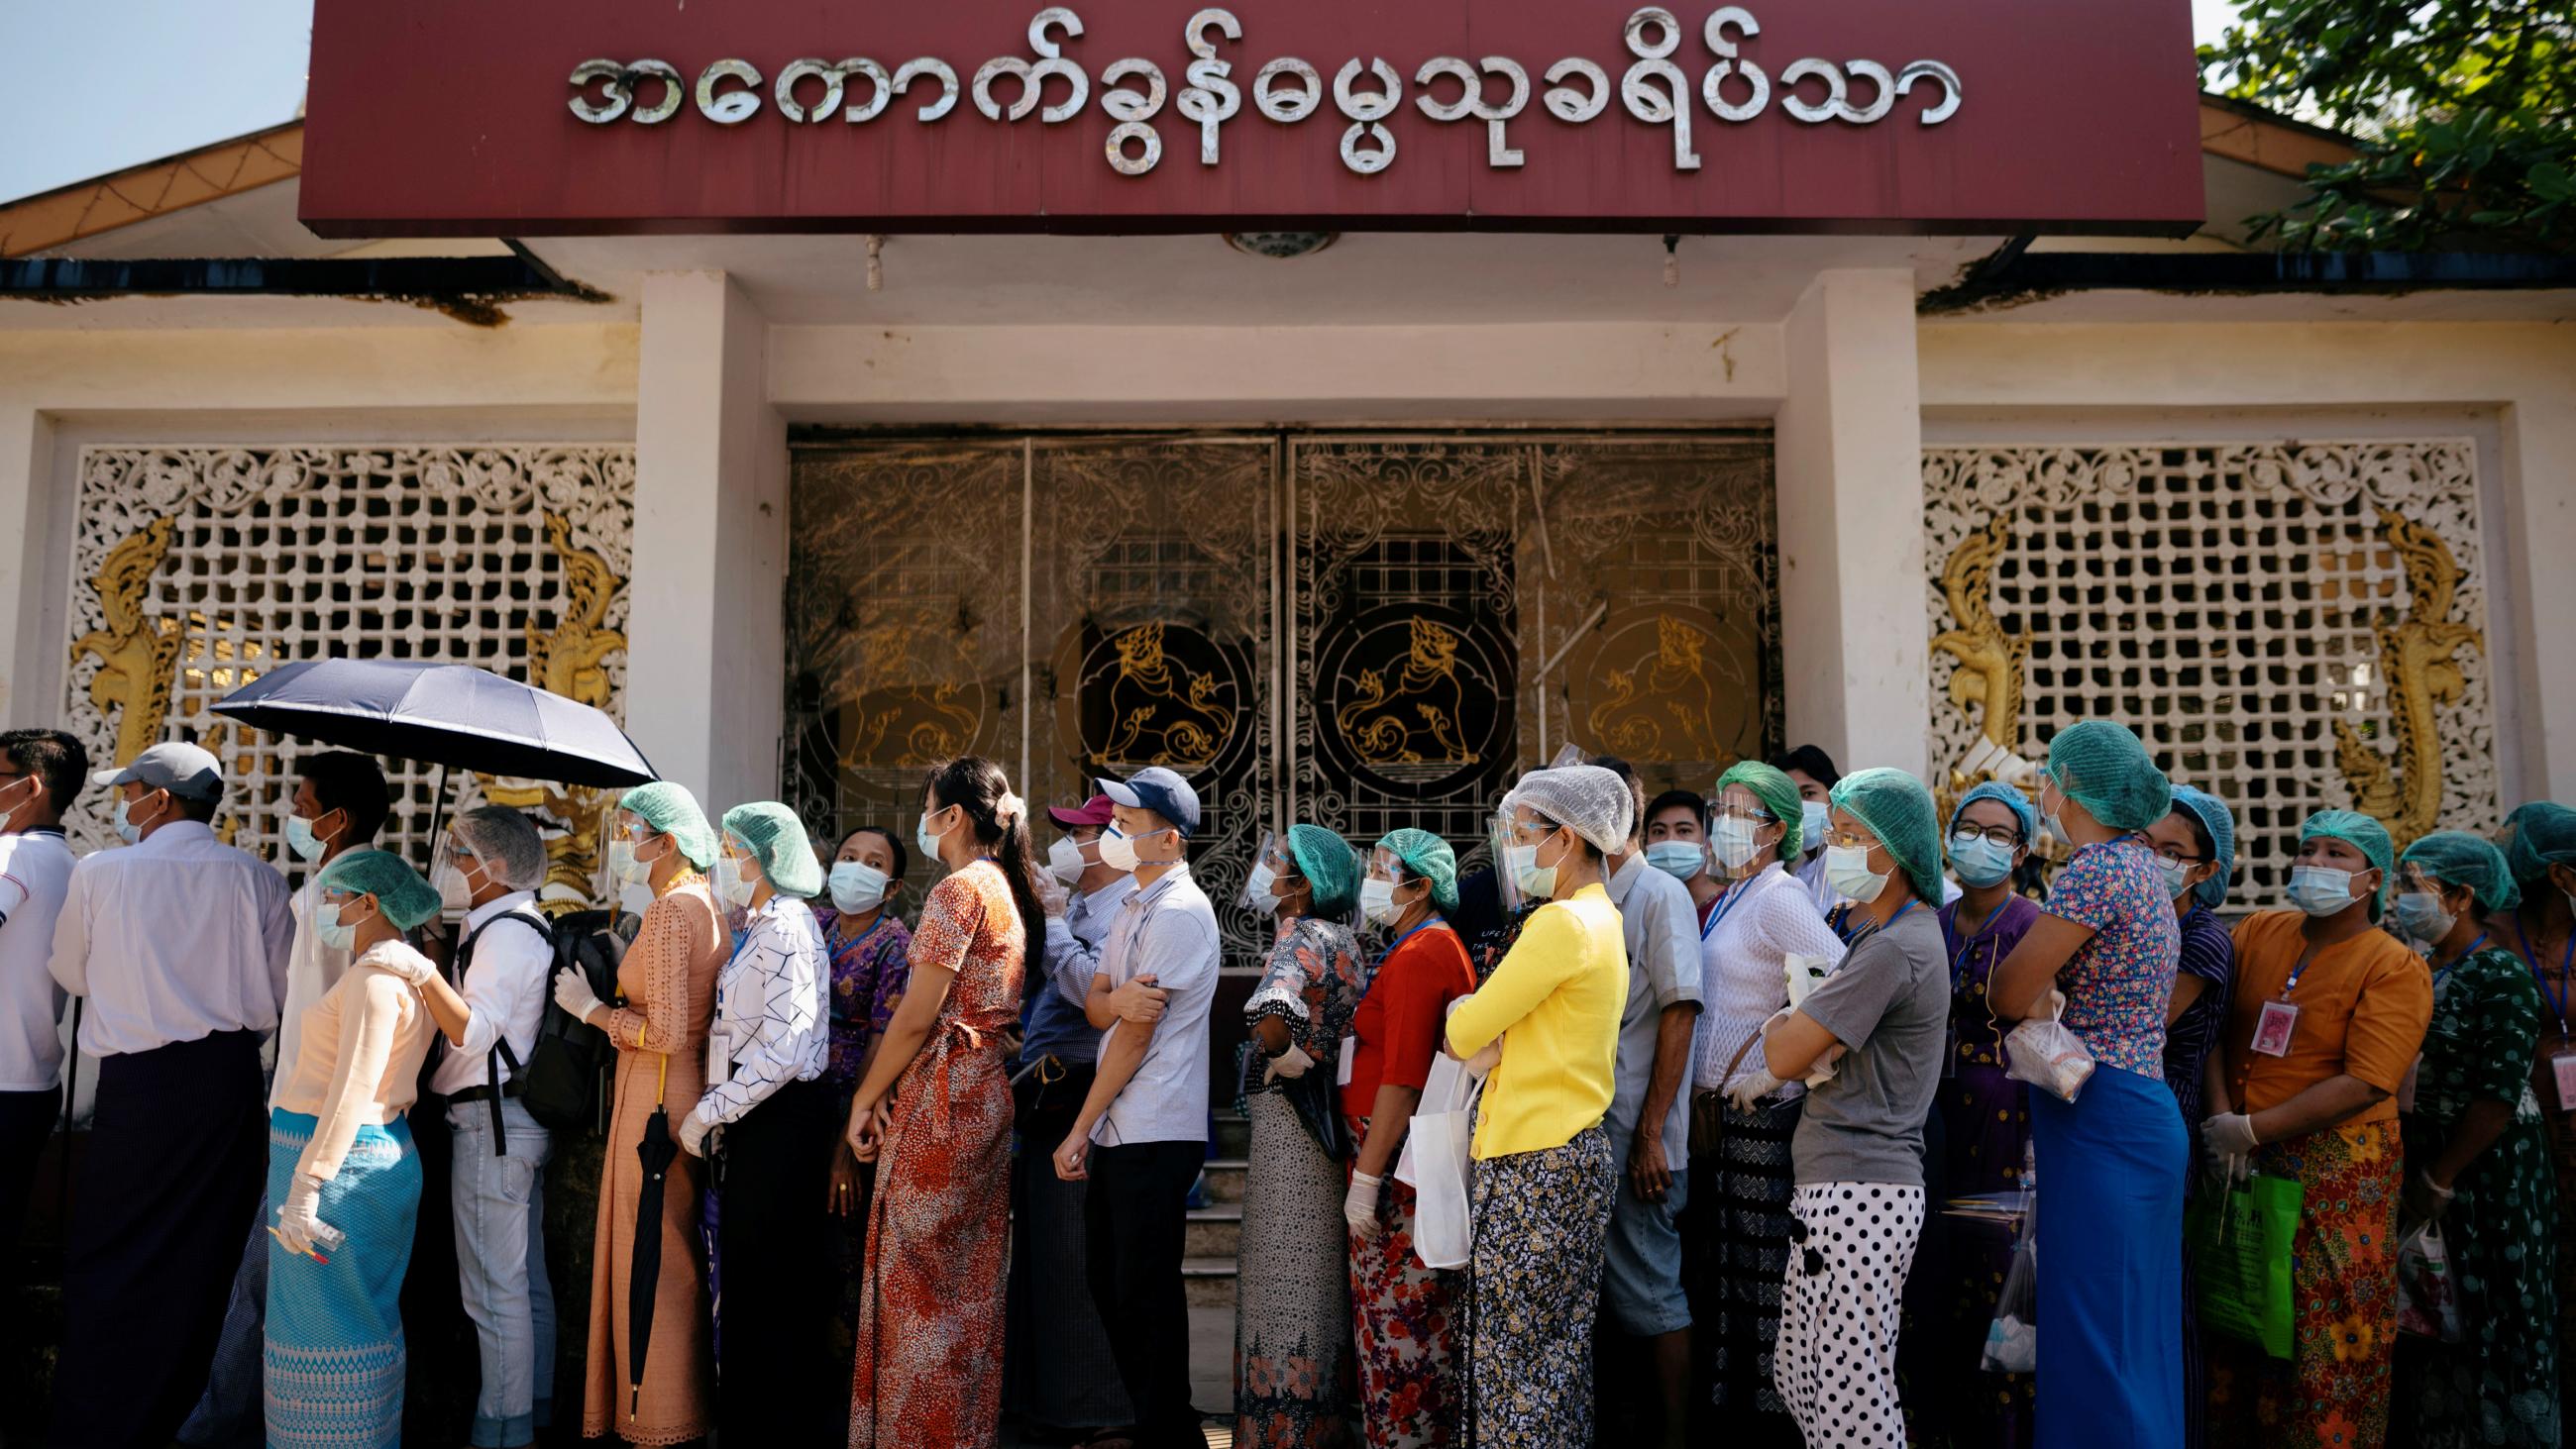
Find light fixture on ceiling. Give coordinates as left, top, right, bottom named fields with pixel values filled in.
left=1224, top=231, right=1340, bottom=259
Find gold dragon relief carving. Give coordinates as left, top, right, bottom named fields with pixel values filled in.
left=837, top=613, right=984, bottom=771
left=1585, top=613, right=1725, bottom=763
left=1337, top=618, right=1479, bottom=768
left=2332, top=508, right=2484, bottom=852
left=70, top=516, right=185, bottom=769
left=522, top=511, right=627, bottom=710
left=1928, top=516, right=2041, bottom=829
left=1101, top=622, right=1237, bottom=772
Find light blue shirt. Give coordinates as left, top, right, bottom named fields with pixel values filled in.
left=1091, top=863, right=1221, bottom=1147
left=1024, top=875, right=1135, bottom=1066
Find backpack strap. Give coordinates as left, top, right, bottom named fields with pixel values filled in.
left=460, top=908, right=551, bottom=1158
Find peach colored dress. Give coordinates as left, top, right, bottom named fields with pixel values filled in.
left=583, top=873, right=724, bottom=1444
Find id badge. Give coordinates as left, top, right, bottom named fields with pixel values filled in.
left=705, top=1023, right=733, bottom=1088
left=1337, top=1035, right=1357, bottom=1088
left=2251, top=998, right=2300, bottom=1058
left=2552, top=1051, right=2576, bottom=1111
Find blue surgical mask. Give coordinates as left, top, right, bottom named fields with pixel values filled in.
left=2392, top=890, right=2453, bottom=944
left=714, top=853, right=758, bottom=908
left=1823, top=844, right=1888, bottom=904
left=607, top=836, right=651, bottom=885
left=827, top=861, right=890, bottom=914
left=1799, top=801, right=1830, bottom=854
left=2287, top=865, right=2358, bottom=918
left=1506, top=841, right=1557, bottom=901
left=314, top=897, right=360, bottom=952
left=915, top=807, right=951, bottom=863
left=111, top=790, right=153, bottom=845
left=1950, top=836, right=2016, bottom=888
left=1645, top=841, right=1706, bottom=881
left=2156, top=856, right=2195, bottom=899
left=284, top=812, right=329, bottom=863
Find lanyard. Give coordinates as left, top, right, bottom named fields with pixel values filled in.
left=2517, top=917, right=2574, bottom=1033
left=1381, top=918, right=1438, bottom=963
left=1947, top=898, right=2011, bottom=984
left=1701, top=878, right=1754, bottom=941
left=2430, top=931, right=2488, bottom=991
left=833, top=913, right=887, bottom=962
left=1838, top=895, right=1916, bottom=948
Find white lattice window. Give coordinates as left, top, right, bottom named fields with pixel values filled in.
left=1923, top=440, right=2499, bottom=908
left=63, top=446, right=636, bottom=872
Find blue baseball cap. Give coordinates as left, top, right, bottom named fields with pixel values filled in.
left=1096, top=767, right=1202, bottom=839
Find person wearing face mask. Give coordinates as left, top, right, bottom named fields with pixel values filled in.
left=2497, top=799, right=2576, bottom=1434
left=1004, top=794, right=1136, bottom=1441
left=1342, top=828, right=1474, bottom=1448
left=1052, top=766, right=1221, bottom=1449
left=1679, top=761, right=1843, bottom=1448
left=0, top=731, right=80, bottom=1407
left=1234, top=823, right=1365, bottom=1447
left=844, top=757, right=1042, bottom=1448
left=2387, top=831, right=2558, bottom=1449
left=1770, top=745, right=1846, bottom=918
left=1582, top=757, right=1704, bottom=1449
left=2198, top=809, right=2429, bottom=1449
left=1982, top=723, right=2189, bottom=1449
left=44, top=742, right=292, bottom=1448
left=554, top=780, right=723, bottom=1445
left=1751, top=769, right=1950, bottom=1449
left=261, top=847, right=444, bottom=1448
left=1443, top=765, right=1631, bottom=1447
left=1644, top=788, right=1723, bottom=921
left=387, top=806, right=558, bottom=1449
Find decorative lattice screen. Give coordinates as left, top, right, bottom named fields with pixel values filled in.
left=1922, top=440, right=2500, bottom=909
left=64, top=446, right=636, bottom=877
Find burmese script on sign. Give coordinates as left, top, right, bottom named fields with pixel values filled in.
left=567, top=5, right=1964, bottom=177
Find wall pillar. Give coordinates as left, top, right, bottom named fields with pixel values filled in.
left=0, top=406, right=57, bottom=728
left=626, top=271, right=787, bottom=809
left=1773, top=269, right=1930, bottom=781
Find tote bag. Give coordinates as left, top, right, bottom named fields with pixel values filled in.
left=2185, top=1171, right=2303, bottom=1359
left=1400, top=1053, right=1487, bottom=1271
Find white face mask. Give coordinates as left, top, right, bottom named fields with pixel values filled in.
left=827, top=861, right=890, bottom=914
left=1047, top=834, right=1088, bottom=886
left=1245, top=861, right=1282, bottom=915
left=1100, top=826, right=1171, bottom=875
left=2287, top=865, right=2358, bottom=918
left=437, top=854, right=482, bottom=913
left=1823, top=843, right=1888, bottom=904
left=1359, top=877, right=1400, bottom=925
left=1507, top=837, right=1559, bottom=900
left=1711, top=816, right=1766, bottom=872
left=714, top=853, right=759, bottom=908
left=1799, top=800, right=1830, bottom=854
left=0, top=775, right=34, bottom=832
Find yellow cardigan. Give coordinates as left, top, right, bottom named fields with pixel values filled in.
left=1445, top=882, right=1629, bottom=1159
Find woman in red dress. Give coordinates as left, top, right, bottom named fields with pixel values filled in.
left=843, top=757, right=1044, bottom=1449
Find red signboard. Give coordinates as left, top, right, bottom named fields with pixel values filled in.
left=299, top=0, right=2203, bottom=238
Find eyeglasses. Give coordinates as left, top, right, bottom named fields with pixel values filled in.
left=1821, top=827, right=1880, bottom=852
left=2150, top=845, right=2207, bottom=866
left=1711, top=804, right=1776, bottom=824
left=1948, top=825, right=2024, bottom=850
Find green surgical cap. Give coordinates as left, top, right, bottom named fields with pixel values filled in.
left=1374, top=828, right=1460, bottom=915
left=2301, top=808, right=2395, bottom=921
left=1829, top=768, right=1944, bottom=906
left=722, top=801, right=825, bottom=899
left=2502, top=801, right=2576, bottom=886
left=1948, top=780, right=2038, bottom=847
left=619, top=781, right=718, bottom=870
left=2402, top=830, right=2522, bottom=914
left=316, top=848, right=442, bottom=933
left=1284, top=823, right=1360, bottom=920
left=2044, top=720, right=2173, bottom=833
left=1716, top=761, right=1804, bottom=863
left=2168, top=784, right=2236, bottom=910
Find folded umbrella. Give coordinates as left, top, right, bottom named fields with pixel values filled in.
left=211, top=657, right=654, bottom=788
left=628, top=1056, right=681, bottom=1421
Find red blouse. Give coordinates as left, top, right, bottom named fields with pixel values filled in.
left=1341, top=920, right=1477, bottom=1118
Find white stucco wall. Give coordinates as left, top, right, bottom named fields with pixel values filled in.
left=1919, top=319, right=2576, bottom=804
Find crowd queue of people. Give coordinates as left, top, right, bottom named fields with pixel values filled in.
left=1, top=714, right=2574, bottom=1449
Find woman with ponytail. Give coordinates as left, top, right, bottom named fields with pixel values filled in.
left=841, top=756, right=1035, bottom=1447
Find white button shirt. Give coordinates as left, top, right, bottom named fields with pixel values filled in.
left=49, top=820, right=294, bottom=1059
left=428, top=890, right=554, bottom=1098
left=269, top=878, right=356, bottom=1110
left=694, top=893, right=829, bottom=1130
left=0, top=829, right=76, bottom=1091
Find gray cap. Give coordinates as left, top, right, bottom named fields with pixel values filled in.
left=91, top=741, right=224, bottom=803
left=1097, top=766, right=1203, bottom=839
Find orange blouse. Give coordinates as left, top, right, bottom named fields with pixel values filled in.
left=2221, top=910, right=2432, bottom=1123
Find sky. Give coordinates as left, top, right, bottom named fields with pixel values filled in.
left=0, top=0, right=2250, bottom=207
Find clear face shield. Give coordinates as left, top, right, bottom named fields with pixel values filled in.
left=1490, top=805, right=1529, bottom=915
left=1240, top=830, right=1303, bottom=914
left=427, top=826, right=487, bottom=924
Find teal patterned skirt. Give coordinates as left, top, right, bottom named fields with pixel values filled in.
left=263, top=1109, right=421, bottom=1449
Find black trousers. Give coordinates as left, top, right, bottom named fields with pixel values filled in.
left=717, top=1076, right=838, bottom=1445
left=0, top=1086, right=58, bottom=1394
left=1084, top=1137, right=1204, bottom=1446
left=48, top=1030, right=265, bottom=1449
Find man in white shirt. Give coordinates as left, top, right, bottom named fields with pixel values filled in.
left=0, top=730, right=80, bottom=1395
left=47, top=741, right=292, bottom=1449
left=409, top=806, right=558, bottom=1449
left=1051, top=767, right=1221, bottom=1449
left=181, top=749, right=389, bottom=1447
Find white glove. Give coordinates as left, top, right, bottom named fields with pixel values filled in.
left=1034, top=873, right=1071, bottom=919
left=2200, top=1111, right=2259, bottom=1182
left=677, top=1108, right=712, bottom=1159
left=374, top=952, right=437, bottom=988
left=1803, top=1044, right=1846, bottom=1089
left=1344, top=1171, right=1384, bottom=1240
left=554, top=965, right=604, bottom=1026
left=1723, top=1067, right=1783, bottom=1112
left=274, top=1171, right=344, bottom=1259
left=1266, top=1043, right=1317, bottom=1082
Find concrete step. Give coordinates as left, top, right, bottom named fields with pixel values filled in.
left=1185, top=1201, right=1240, bottom=1259
left=1212, top=1110, right=1250, bottom=1159
left=1183, top=1255, right=1240, bottom=1308
left=1197, top=1157, right=1246, bottom=1204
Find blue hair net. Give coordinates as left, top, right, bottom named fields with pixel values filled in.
left=2402, top=831, right=2522, bottom=914
left=1947, top=780, right=2038, bottom=845
left=2502, top=801, right=2576, bottom=887
left=2301, top=808, right=2395, bottom=921
left=619, top=781, right=719, bottom=870
left=2169, top=784, right=2236, bottom=910
left=316, top=848, right=443, bottom=933
left=1285, top=823, right=1360, bottom=920
left=1717, top=761, right=1806, bottom=863
left=2043, top=720, right=2173, bottom=833
left=1829, top=768, right=1944, bottom=905
left=722, top=801, right=825, bottom=898
left=1373, top=828, right=1459, bottom=915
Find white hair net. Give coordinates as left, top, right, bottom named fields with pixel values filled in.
left=1503, top=765, right=1635, bottom=855
left=452, top=805, right=548, bottom=892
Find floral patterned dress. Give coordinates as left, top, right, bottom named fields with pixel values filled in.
left=813, top=906, right=913, bottom=1369
left=1235, top=914, right=1369, bottom=1448
left=847, top=862, right=1024, bottom=1449
left=2395, top=946, right=2560, bottom=1448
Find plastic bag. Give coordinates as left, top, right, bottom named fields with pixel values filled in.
left=1404, top=1054, right=1486, bottom=1271
left=2186, top=1171, right=2302, bottom=1359
left=1982, top=1194, right=2038, bottom=1373
left=2004, top=991, right=2095, bottom=1102
left=1784, top=951, right=1834, bottom=1010
left=2396, top=1220, right=2464, bottom=1343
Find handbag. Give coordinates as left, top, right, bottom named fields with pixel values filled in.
left=1401, top=1052, right=1487, bottom=1271
left=2185, top=1170, right=2303, bottom=1359
left=2396, top=1219, right=2464, bottom=1343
